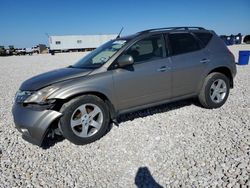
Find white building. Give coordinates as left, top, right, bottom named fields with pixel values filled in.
left=49, top=34, right=117, bottom=52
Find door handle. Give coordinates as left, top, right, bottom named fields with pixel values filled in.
left=200, top=58, right=210, bottom=63
left=157, top=66, right=170, bottom=72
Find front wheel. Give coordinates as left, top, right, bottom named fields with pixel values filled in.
left=198, top=72, right=230, bottom=109
left=59, top=95, right=110, bottom=145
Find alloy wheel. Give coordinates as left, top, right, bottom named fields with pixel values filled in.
left=70, top=103, right=103, bottom=138
left=209, top=79, right=227, bottom=103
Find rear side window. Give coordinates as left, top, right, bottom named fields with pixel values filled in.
left=168, top=33, right=200, bottom=55
left=194, top=32, right=213, bottom=46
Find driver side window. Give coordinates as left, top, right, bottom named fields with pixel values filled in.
left=125, top=34, right=165, bottom=64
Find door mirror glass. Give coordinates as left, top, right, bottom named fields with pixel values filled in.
left=117, top=55, right=134, bottom=67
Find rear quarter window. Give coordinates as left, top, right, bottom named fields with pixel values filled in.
left=194, top=32, right=213, bottom=46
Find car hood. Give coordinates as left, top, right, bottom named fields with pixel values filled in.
left=20, top=67, right=92, bottom=91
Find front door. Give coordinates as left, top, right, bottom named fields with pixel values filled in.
left=112, top=34, right=172, bottom=110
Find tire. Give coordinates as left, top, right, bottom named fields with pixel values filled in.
left=59, top=95, right=110, bottom=145
left=198, top=72, right=230, bottom=109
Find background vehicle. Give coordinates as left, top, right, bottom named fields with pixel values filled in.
left=16, top=48, right=26, bottom=55
left=0, top=46, right=6, bottom=56
left=12, top=27, right=236, bottom=146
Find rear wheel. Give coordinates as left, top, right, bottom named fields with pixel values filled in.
left=198, top=72, right=230, bottom=109
left=59, top=95, right=110, bottom=145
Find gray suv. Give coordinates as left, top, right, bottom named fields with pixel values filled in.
left=12, top=27, right=236, bottom=146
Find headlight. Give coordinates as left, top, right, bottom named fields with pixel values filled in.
left=15, top=90, right=33, bottom=103
left=24, top=86, right=59, bottom=104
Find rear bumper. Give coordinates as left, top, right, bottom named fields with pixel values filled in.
left=231, top=62, right=237, bottom=88
left=232, top=61, right=237, bottom=78
left=12, top=103, right=62, bottom=146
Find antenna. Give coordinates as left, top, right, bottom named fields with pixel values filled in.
left=116, top=27, right=124, bottom=39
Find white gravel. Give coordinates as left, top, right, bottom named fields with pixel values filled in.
left=0, top=47, right=250, bottom=187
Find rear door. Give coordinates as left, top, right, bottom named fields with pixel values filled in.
left=112, top=34, right=172, bottom=110
left=167, top=32, right=209, bottom=97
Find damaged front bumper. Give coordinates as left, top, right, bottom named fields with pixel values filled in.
left=12, top=103, right=62, bottom=146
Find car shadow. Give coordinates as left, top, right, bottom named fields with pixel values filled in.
left=41, top=134, right=65, bottom=149
left=116, top=98, right=199, bottom=124
left=135, top=167, right=163, bottom=188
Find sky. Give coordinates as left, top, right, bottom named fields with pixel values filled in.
left=0, top=0, right=249, bottom=48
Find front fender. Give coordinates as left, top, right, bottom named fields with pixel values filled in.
left=48, top=73, right=117, bottom=111
left=49, top=85, right=112, bottom=100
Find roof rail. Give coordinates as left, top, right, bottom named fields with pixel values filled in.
left=138, top=27, right=206, bottom=34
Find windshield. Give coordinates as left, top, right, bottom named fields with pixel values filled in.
left=72, top=39, right=127, bottom=68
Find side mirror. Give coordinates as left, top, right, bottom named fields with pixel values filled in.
left=117, top=55, right=134, bottom=68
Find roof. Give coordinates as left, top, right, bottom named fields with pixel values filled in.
left=138, top=26, right=206, bottom=34
left=118, top=27, right=209, bottom=41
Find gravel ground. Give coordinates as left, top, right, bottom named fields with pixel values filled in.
left=0, top=48, right=250, bottom=187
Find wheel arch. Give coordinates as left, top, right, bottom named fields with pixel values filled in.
left=53, top=91, right=117, bottom=120
left=207, top=66, right=234, bottom=88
